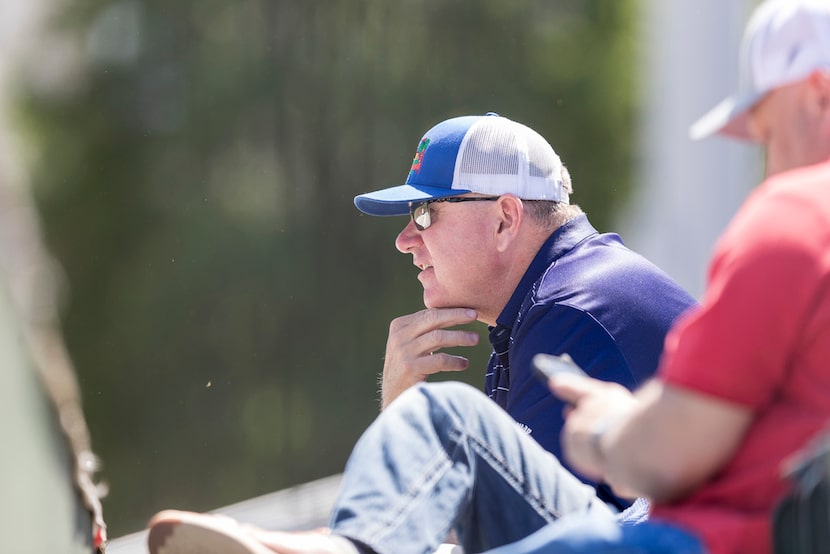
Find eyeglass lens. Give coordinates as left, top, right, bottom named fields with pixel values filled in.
left=411, top=202, right=430, bottom=230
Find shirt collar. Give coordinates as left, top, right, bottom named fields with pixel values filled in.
left=493, top=214, right=598, bottom=331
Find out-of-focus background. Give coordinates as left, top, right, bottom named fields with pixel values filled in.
left=0, top=0, right=759, bottom=543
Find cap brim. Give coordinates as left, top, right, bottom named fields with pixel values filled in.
left=354, top=184, right=470, bottom=216
left=689, top=89, right=766, bottom=141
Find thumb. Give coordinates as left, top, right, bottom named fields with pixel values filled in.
left=548, top=372, right=594, bottom=405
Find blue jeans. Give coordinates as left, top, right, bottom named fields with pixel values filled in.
left=483, top=514, right=705, bottom=554
left=329, top=382, right=626, bottom=554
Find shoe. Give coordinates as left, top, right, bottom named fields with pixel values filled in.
left=148, top=510, right=362, bottom=554
left=147, top=510, right=275, bottom=554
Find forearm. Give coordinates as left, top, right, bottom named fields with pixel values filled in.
left=597, top=381, right=752, bottom=502
left=597, top=384, right=693, bottom=501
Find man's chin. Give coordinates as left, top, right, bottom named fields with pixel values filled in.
left=422, top=295, right=454, bottom=310
left=422, top=294, right=440, bottom=309
left=423, top=287, right=469, bottom=309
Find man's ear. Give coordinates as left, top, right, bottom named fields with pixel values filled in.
left=808, top=69, right=830, bottom=115
left=494, top=195, right=524, bottom=252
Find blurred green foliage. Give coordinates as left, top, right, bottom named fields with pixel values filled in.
left=14, top=0, right=638, bottom=536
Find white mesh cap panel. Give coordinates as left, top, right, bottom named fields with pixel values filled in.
left=453, top=116, right=567, bottom=202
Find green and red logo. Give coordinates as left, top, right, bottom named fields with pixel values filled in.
left=408, top=137, right=430, bottom=178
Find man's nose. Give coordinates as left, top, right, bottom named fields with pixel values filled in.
left=395, top=219, right=422, bottom=253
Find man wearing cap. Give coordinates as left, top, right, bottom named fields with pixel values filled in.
left=146, top=114, right=696, bottom=554
left=483, top=1, right=830, bottom=553
left=354, top=113, right=694, bottom=514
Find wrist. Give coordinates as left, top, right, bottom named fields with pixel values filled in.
left=589, top=418, right=614, bottom=470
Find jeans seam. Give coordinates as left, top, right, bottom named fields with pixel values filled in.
left=443, top=403, right=562, bottom=523
left=469, top=431, right=562, bottom=521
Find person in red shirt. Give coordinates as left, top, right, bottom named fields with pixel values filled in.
left=524, top=1, right=830, bottom=553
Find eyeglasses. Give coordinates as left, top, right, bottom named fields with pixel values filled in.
left=408, top=196, right=501, bottom=231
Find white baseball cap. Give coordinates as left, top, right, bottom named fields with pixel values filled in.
left=690, top=0, right=830, bottom=140
left=354, top=113, right=568, bottom=217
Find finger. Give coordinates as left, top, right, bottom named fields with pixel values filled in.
left=415, top=353, right=470, bottom=376
left=415, top=307, right=478, bottom=333
left=548, top=372, right=597, bottom=405
left=418, top=327, right=480, bottom=355
left=387, top=309, right=478, bottom=350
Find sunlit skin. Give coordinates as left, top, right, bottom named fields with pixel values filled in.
left=378, top=194, right=551, bottom=409
left=747, top=71, right=830, bottom=177
left=395, top=198, right=513, bottom=325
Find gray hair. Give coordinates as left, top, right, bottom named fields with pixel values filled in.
left=523, top=164, right=583, bottom=228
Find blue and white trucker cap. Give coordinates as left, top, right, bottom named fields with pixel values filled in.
left=354, top=113, right=569, bottom=216
left=690, top=0, right=830, bottom=140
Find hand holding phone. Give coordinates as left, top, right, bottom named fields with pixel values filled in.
left=533, top=352, right=588, bottom=383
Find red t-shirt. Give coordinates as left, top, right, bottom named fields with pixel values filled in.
left=651, top=160, right=830, bottom=554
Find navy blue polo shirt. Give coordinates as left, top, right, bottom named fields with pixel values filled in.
left=485, top=215, right=696, bottom=509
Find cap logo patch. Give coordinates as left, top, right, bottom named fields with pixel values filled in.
left=408, top=137, right=430, bottom=178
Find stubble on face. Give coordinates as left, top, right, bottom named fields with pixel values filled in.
left=416, top=204, right=500, bottom=317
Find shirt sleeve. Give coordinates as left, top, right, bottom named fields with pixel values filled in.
left=660, top=186, right=830, bottom=408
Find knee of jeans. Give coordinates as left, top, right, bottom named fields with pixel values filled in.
left=405, top=381, right=486, bottom=421
left=387, top=382, right=498, bottom=453
left=392, top=381, right=476, bottom=409
left=414, top=381, right=481, bottom=404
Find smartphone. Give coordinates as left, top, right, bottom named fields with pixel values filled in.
left=533, top=352, right=588, bottom=383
